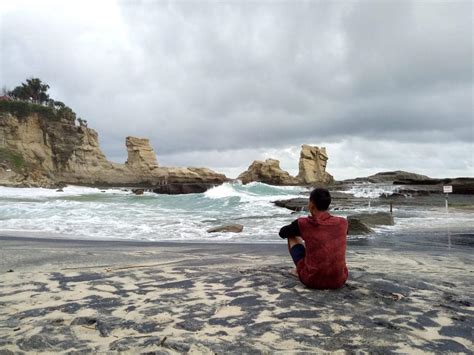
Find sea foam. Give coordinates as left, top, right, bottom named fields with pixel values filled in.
left=1, top=182, right=473, bottom=242
left=340, top=184, right=400, bottom=199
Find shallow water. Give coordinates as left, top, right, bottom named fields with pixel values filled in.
left=0, top=182, right=473, bottom=243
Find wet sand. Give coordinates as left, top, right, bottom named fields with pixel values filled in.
left=0, top=235, right=473, bottom=353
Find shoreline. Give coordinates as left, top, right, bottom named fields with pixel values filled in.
left=1, top=234, right=473, bottom=353
left=1, top=231, right=473, bottom=273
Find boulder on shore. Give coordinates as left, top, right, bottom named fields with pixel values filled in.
left=347, top=212, right=394, bottom=226
left=346, top=212, right=394, bottom=235
left=274, top=198, right=309, bottom=211
left=347, top=218, right=373, bottom=235
left=238, top=159, right=299, bottom=186
left=132, top=188, right=145, bottom=195
left=207, top=224, right=244, bottom=233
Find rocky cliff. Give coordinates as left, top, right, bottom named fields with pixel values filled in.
left=0, top=110, right=226, bottom=192
left=238, top=145, right=334, bottom=186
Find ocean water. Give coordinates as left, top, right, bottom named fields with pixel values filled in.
left=0, top=182, right=473, bottom=243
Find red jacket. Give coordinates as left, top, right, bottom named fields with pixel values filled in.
left=297, top=213, right=348, bottom=289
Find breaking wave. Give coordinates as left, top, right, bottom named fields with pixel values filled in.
left=340, top=184, right=400, bottom=199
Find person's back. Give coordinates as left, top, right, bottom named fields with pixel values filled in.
left=279, top=188, right=348, bottom=289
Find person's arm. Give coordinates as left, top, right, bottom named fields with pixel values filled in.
left=279, top=219, right=301, bottom=239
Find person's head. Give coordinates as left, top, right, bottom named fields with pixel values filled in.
left=309, top=187, right=331, bottom=215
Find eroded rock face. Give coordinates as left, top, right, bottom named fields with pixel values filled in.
left=0, top=112, right=227, bottom=191
left=0, top=114, right=55, bottom=172
left=237, top=145, right=334, bottom=186
left=125, top=136, right=159, bottom=172
left=297, top=144, right=334, bottom=185
left=237, top=159, right=299, bottom=185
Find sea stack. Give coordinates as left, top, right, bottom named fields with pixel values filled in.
left=125, top=136, right=159, bottom=172
left=297, top=144, right=334, bottom=185
left=237, top=145, right=334, bottom=186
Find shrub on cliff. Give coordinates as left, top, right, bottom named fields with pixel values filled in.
left=2, top=78, right=77, bottom=123
left=0, top=100, right=58, bottom=121
left=0, top=147, right=25, bottom=172
left=0, top=99, right=77, bottom=123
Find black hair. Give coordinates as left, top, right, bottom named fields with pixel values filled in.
left=309, top=187, right=331, bottom=211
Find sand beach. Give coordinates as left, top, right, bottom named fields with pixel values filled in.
left=0, top=233, right=472, bottom=354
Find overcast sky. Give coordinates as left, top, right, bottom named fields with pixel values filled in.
left=1, top=0, right=472, bottom=179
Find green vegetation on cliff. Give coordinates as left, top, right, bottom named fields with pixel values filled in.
left=7, top=78, right=51, bottom=104
left=0, top=147, right=26, bottom=172
left=0, top=100, right=76, bottom=122
left=1, top=78, right=78, bottom=123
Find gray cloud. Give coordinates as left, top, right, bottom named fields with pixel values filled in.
left=0, top=0, right=472, bottom=179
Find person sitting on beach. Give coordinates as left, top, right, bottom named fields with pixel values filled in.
left=279, top=187, right=348, bottom=289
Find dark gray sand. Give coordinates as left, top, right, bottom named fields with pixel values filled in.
left=0, top=234, right=473, bottom=353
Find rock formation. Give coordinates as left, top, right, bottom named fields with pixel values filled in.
left=125, top=137, right=159, bottom=172
left=297, top=144, right=333, bottom=185
left=347, top=218, right=373, bottom=235
left=346, top=171, right=432, bottom=184
left=343, top=171, right=474, bottom=195
left=273, top=198, right=309, bottom=211
left=237, top=159, right=299, bottom=185
left=238, top=145, right=334, bottom=186
left=0, top=110, right=226, bottom=192
left=207, top=224, right=244, bottom=233
left=348, top=212, right=394, bottom=227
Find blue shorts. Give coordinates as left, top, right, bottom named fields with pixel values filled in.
left=290, top=244, right=305, bottom=265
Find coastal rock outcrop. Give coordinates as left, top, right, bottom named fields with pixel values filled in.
left=347, top=218, right=373, bottom=235
left=0, top=113, right=55, bottom=172
left=297, top=144, right=334, bottom=185
left=238, top=159, right=299, bottom=185
left=348, top=171, right=432, bottom=184
left=0, top=110, right=226, bottom=192
left=237, top=144, right=334, bottom=186
left=346, top=213, right=394, bottom=235
left=343, top=171, right=474, bottom=195
left=274, top=198, right=309, bottom=211
left=125, top=136, right=159, bottom=172
left=347, top=212, right=394, bottom=226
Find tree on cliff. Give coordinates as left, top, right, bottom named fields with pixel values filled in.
left=8, top=78, right=50, bottom=104
left=1, top=78, right=78, bottom=123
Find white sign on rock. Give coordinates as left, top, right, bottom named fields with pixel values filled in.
left=443, top=185, right=453, bottom=194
